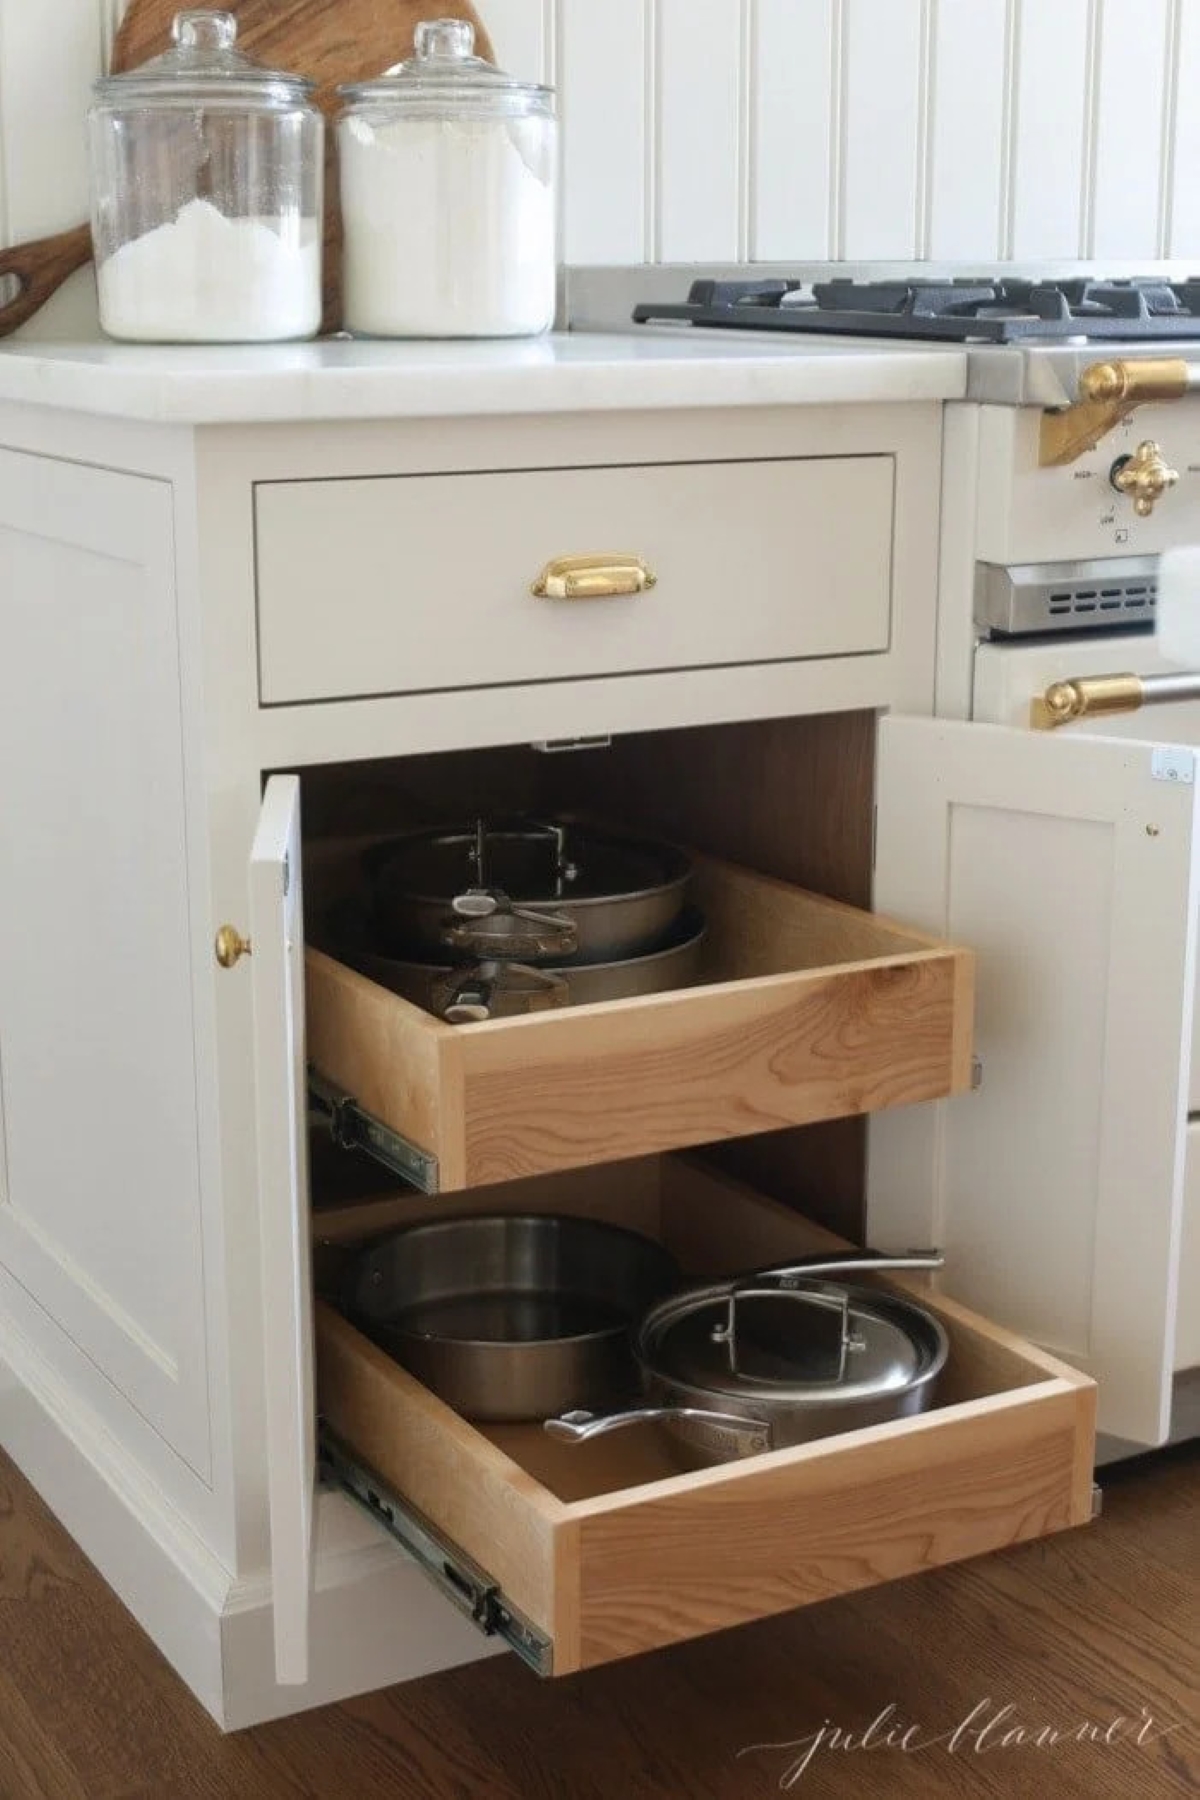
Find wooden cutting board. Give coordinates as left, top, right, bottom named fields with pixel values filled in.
left=0, top=0, right=493, bottom=337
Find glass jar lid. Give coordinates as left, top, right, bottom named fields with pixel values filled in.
left=93, top=9, right=316, bottom=107
left=340, top=17, right=554, bottom=118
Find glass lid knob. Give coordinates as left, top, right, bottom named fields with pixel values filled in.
left=172, top=10, right=238, bottom=52
left=413, top=17, right=475, bottom=62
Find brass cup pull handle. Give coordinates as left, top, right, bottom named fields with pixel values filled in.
left=531, top=553, right=657, bottom=600
left=215, top=925, right=253, bottom=969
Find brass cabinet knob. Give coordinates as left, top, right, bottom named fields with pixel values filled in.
left=1110, top=440, right=1180, bottom=516
left=214, top=925, right=253, bottom=969
left=532, top=553, right=657, bottom=599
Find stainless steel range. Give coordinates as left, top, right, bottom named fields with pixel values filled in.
left=570, top=264, right=1200, bottom=1457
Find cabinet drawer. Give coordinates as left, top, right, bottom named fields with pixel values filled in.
left=255, top=457, right=895, bottom=705
left=315, top=1158, right=1097, bottom=1676
left=306, top=854, right=975, bottom=1192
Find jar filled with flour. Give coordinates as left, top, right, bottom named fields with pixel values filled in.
left=88, top=10, right=323, bottom=342
left=338, top=18, right=557, bottom=338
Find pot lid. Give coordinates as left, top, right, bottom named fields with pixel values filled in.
left=642, top=1280, right=943, bottom=1405
left=365, top=818, right=690, bottom=909
left=339, top=17, right=553, bottom=118
left=94, top=10, right=315, bottom=107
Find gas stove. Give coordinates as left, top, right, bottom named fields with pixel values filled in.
left=632, top=276, right=1200, bottom=345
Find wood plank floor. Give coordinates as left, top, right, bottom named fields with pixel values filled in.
left=0, top=1442, right=1195, bottom=1799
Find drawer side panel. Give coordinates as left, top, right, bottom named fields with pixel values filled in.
left=316, top=1305, right=563, bottom=1634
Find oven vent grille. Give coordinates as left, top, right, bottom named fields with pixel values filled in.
left=1045, top=577, right=1157, bottom=620
left=975, top=557, right=1160, bottom=637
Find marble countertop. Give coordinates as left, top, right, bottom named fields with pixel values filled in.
left=0, top=329, right=969, bottom=424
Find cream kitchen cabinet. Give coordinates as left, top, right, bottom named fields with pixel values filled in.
left=0, top=336, right=1096, bottom=1730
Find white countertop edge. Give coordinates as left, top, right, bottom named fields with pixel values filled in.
left=0, top=332, right=969, bottom=424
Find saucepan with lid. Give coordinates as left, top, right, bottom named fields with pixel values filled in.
left=544, top=1251, right=949, bottom=1464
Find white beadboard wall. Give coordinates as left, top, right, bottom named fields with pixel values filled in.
left=3, top=0, right=1199, bottom=263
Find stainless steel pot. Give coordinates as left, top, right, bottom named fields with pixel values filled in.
left=364, top=817, right=692, bottom=963
left=543, top=1251, right=948, bottom=1463
left=345, top=1214, right=682, bottom=1422
left=324, top=901, right=706, bottom=1021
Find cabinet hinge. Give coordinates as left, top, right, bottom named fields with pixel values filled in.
left=308, top=1069, right=440, bottom=1194
left=319, top=1429, right=553, bottom=1676
left=282, top=854, right=291, bottom=898
left=971, top=1056, right=984, bottom=1091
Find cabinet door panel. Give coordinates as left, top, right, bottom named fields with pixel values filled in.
left=250, top=774, right=314, bottom=1685
left=870, top=717, right=1197, bottom=1446
left=0, top=452, right=209, bottom=1472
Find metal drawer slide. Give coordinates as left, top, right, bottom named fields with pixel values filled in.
left=319, top=1429, right=552, bottom=1676
left=309, top=1069, right=440, bottom=1194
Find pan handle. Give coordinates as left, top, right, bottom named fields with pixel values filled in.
left=442, top=888, right=578, bottom=958
left=746, top=1249, right=944, bottom=1286
left=543, top=1406, right=771, bottom=1448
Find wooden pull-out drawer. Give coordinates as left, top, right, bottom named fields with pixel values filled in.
left=306, top=854, right=975, bottom=1193
left=315, top=1158, right=1097, bottom=1677
left=255, top=456, right=894, bottom=706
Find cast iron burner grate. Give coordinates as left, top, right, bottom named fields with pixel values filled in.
left=632, top=278, right=1200, bottom=343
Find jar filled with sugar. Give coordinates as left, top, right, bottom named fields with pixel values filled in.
left=337, top=18, right=558, bottom=339
left=88, top=9, right=323, bottom=343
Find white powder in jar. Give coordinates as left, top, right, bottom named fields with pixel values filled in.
left=97, top=197, right=321, bottom=342
left=339, top=114, right=556, bottom=338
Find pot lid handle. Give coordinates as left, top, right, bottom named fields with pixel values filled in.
left=711, top=1284, right=868, bottom=1385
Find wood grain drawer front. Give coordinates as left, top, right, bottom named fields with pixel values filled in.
left=316, top=1161, right=1097, bottom=1677
left=305, top=854, right=975, bottom=1192
left=254, top=457, right=895, bottom=705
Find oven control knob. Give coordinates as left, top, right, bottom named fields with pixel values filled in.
left=1110, top=440, right=1179, bottom=516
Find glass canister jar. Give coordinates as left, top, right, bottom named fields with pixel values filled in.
left=338, top=18, right=558, bottom=339
left=88, top=10, right=323, bottom=343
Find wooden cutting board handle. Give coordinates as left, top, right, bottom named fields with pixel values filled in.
left=0, top=225, right=94, bottom=336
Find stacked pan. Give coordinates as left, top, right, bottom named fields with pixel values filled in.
left=330, top=815, right=704, bottom=1022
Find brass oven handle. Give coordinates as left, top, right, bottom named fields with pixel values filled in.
left=532, top=554, right=657, bottom=600
left=1030, top=670, right=1200, bottom=728
left=1039, top=357, right=1196, bottom=466
left=1078, top=359, right=1194, bottom=406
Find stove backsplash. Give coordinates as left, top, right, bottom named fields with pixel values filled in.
left=486, top=0, right=1200, bottom=269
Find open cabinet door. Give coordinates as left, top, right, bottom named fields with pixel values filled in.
left=249, top=774, right=313, bottom=1684
left=871, top=717, right=1199, bottom=1446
